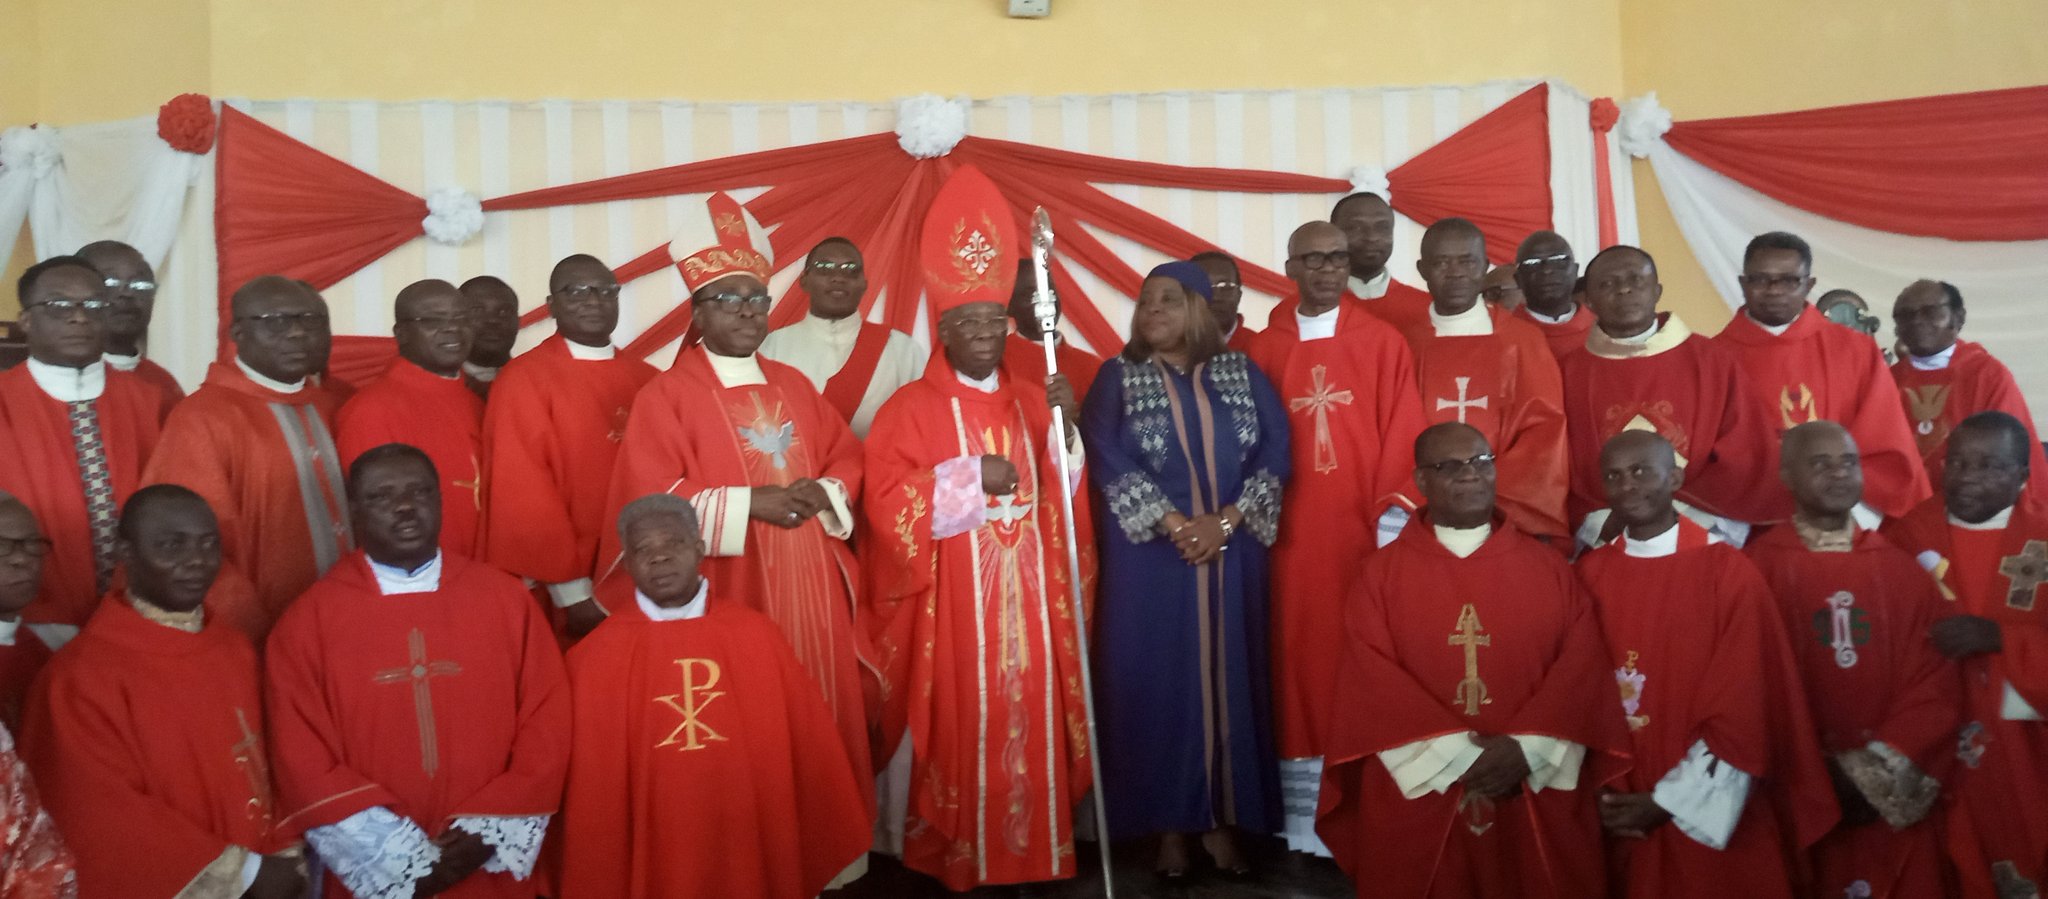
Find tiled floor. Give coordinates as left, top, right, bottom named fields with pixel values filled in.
left=836, top=838, right=1354, bottom=899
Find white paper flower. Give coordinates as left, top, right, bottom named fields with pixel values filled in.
left=0, top=125, right=61, bottom=180
left=422, top=187, right=484, bottom=246
left=895, top=94, right=969, bottom=159
left=1349, top=165, right=1390, bottom=197
left=1617, top=92, right=1674, bottom=159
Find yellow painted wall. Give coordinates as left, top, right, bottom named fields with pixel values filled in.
left=1622, top=0, right=2048, bottom=331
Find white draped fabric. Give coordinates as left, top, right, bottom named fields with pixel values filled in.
left=1623, top=95, right=2048, bottom=430
left=5, top=81, right=1630, bottom=390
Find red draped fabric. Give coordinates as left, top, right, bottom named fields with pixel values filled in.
left=1663, top=84, right=2048, bottom=241
left=1590, top=97, right=1621, bottom=249
left=214, top=87, right=1557, bottom=363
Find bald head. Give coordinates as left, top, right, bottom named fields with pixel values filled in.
left=1419, top=218, right=1487, bottom=315
left=1514, top=231, right=1577, bottom=316
left=1582, top=245, right=1662, bottom=338
left=1780, top=421, right=1863, bottom=521
left=1287, top=221, right=1351, bottom=316
left=1331, top=192, right=1395, bottom=282
left=1412, top=422, right=1496, bottom=529
left=1602, top=430, right=1676, bottom=471
left=230, top=275, right=328, bottom=383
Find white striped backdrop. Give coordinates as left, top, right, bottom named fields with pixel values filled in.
left=147, top=80, right=1634, bottom=385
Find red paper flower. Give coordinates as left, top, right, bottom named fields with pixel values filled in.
left=157, top=93, right=217, bottom=154
left=1589, top=97, right=1620, bottom=134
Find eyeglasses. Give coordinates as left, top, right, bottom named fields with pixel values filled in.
left=1289, top=250, right=1351, bottom=271
left=358, top=484, right=438, bottom=511
left=1419, top=453, right=1497, bottom=476
left=26, top=298, right=112, bottom=318
left=806, top=261, right=864, bottom=276
left=553, top=284, right=621, bottom=304
left=697, top=292, right=772, bottom=313
left=0, top=536, right=51, bottom=558
left=946, top=316, right=1009, bottom=338
left=397, top=312, right=475, bottom=330
left=235, top=311, right=329, bottom=337
left=1210, top=280, right=1243, bottom=294
left=102, top=277, right=157, bottom=293
left=1739, top=273, right=1807, bottom=293
left=1517, top=253, right=1573, bottom=271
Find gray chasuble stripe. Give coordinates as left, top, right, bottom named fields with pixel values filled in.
left=269, top=402, right=352, bottom=576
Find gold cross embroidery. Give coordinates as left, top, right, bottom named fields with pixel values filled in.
left=652, top=658, right=729, bottom=751
left=1448, top=604, right=1491, bottom=715
left=372, top=629, right=463, bottom=777
left=230, top=707, right=275, bottom=827
left=1999, top=540, right=2048, bottom=611
left=1289, top=364, right=1355, bottom=474
left=451, top=453, right=484, bottom=511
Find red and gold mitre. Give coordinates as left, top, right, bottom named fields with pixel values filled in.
left=920, top=165, right=1018, bottom=316
left=669, top=192, right=773, bottom=294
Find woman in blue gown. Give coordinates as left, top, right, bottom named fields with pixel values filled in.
left=1081, top=261, right=1290, bottom=878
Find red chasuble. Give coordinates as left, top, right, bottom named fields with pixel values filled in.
left=336, top=359, right=488, bottom=556
left=1316, top=513, right=1630, bottom=899
left=1716, top=307, right=1931, bottom=518
left=1400, top=306, right=1570, bottom=540
left=144, top=361, right=351, bottom=622
left=1746, top=525, right=1961, bottom=899
left=599, top=348, right=876, bottom=798
left=0, top=365, right=161, bottom=625
left=555, top=602, right=870, bottom=899
left=129, top=357, right=185, bottom=423
left=1245, top=299, right=1429, bottom=759
left=1224, top=315, right=1259, bottom=353
left=1511, top=303, right=1596, bottom=362
left=1003, top=333, right=1103, bottom=404
left=1892, top=340, right=2048, bottom=496
left=1577, top=521, right=1839, bottom=899
left=1885, top=499, right=2048, bottom=896
left=862, top=360, right=1097, bottom=890
left=265, top=552, right=569, bottom=899
left=1560, top=314, right=1789, bottom=529
left=22, top=595, right=289, bottom=899
left=479, top=337, right=656, bottom=597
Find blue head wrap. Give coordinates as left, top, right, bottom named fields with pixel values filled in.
left=1146, top=260, right=1214, bottom=302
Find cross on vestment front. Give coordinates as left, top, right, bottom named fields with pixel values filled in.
left=1435, top=376, right=1489, bottom=424
left=230, top=707, right=276, bottom=826
left=1448, top=603, right=1492, bottom=715
left=1999, top=540, right=2048, bottom=611
left=652, top=658, right=728, bottom=751
left=451, top=453, right=484, bottom=511
left=371, top=629, right=464, bottom=778
left=1289, top=364, right=1355, bottom=474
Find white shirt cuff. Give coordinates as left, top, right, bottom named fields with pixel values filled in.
left=1378, top=731, right=1483, bottom=799
left=304, top=806, right=440, bottom=899
left=1850, top=502, right=1884, bottom=531
left=1377, top=506, right=1412, bottom=548
left=239, top=851, right=263, bottom=892
left=817, top=476, right=855, bottom=540
left=2003, top=681, right=2045, bottom=721
left=692, top=486, right=751, bottom=557
left=1650, top=738, right=1752, bottom=850
left=545, top=578, right=595, bottom=609
left=1048, top=423, right=1085, bottom=496
left=450, top=814, right=549, bottom=880
left=1513, top=734, right=1586, bottom=792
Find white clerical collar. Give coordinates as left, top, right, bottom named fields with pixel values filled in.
left=1609, top=319, right=1660, bottom=346
left=1348, top=269, right=1391, bottom=300
left=955, top=368, right=1000, bottom=394
left=1744, top=310, right=1794, bottom=337
left=1623, top=520, right=1682, bottom=558
left=0, top=617, right=18, bottom=647
left=1910, top=343, right=1957, bottom=371
left=706, top=351, right=767, bottom=387
left=235, top=356, right=304, bottom=394
left=1429, top=301, right=1493, bottom=337
left=1296, top=305, right=1340, bottom=342
left=1523, top=304, right=1577, bottom=325
left=25, top=357, right=106, bottom=403
left=102, top=351, right=141, bottom=372
left=564, top=340, right=617, bottom=361
left=369, top=551, right=444, bottom=595
left=1434, top=522, right=1492, bottom=559
left=635, top=578, right=710, bottom=622
left=1952, top=505, right=2015, bottom=531
left=1219, top=319, right=1238, bottom=343
left=808, top=312, right=862, bottom=338
left=461, top=361, right=500, bottom=383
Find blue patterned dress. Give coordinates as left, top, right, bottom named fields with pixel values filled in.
left=1080, top=351, right=1290, bottom=839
